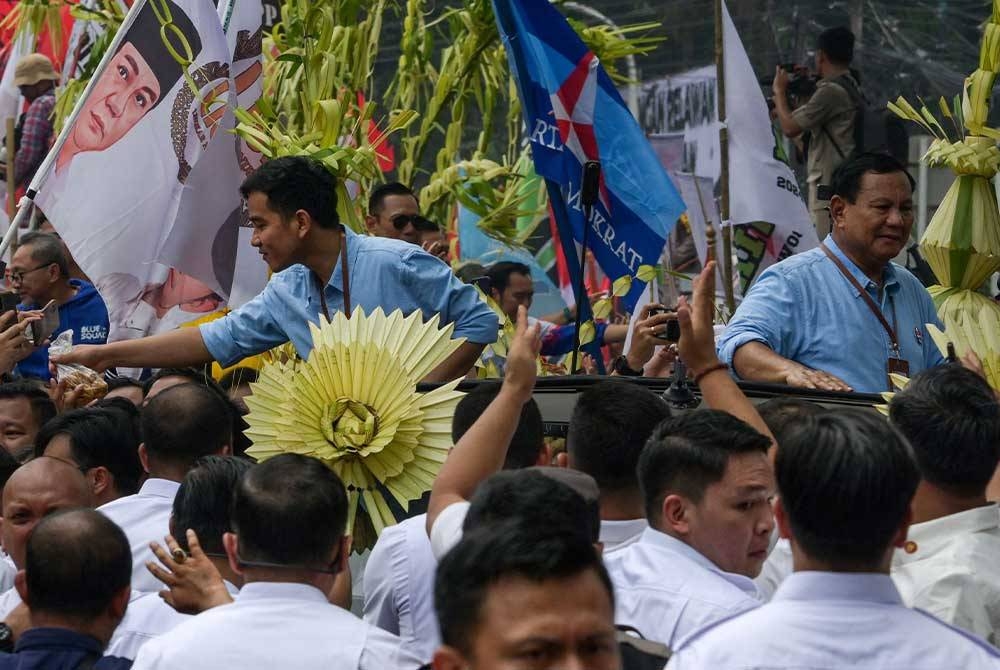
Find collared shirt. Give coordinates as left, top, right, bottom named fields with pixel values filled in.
left=791, top=77, right=856, bottom=190
left=604, top=527, right=760, bottom=647
left=0, top=627, right=131, bottom=670
left=599, top=518, right=647, bottom=557
left=667, top=572, right=1000, bottom=669
left=892, top=504, right=1000, bottom=645
left=199, top=229, right=498, bottom=367
left=14, top=92, right=55, bottom=189
left=98, top=478, right=180, bottom=594
left=131, top=581, right=421, bottom=670
left=105, top=580, right=240, bottom=661
left=717, top=235, right=945, bottom=393
left=363, top=514, right=439, bottom=663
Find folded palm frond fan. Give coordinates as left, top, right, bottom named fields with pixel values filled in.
left=243, top=306, right=465, bottom=551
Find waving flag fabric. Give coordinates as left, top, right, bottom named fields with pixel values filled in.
left=492, top=0, right=686, bottom=310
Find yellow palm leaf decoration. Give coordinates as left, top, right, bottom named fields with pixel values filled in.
left=926, top=289, right=1000, bottom=391
left=243, top=306, right=465, bottom=549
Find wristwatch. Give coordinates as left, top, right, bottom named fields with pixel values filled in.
left=0, top=622, right=14, bottom=653
left=612, top=355, right=643, bottom=377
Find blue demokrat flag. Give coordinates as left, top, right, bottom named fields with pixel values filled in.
left=492, top=0, right=687, bottom=310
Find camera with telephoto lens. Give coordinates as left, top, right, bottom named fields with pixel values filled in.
left=762, top=63, right=819, bottom=111
left=648, top=307, right=681, bottom=342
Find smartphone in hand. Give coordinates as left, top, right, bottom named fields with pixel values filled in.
left=25, top=300, right=59, bottom=347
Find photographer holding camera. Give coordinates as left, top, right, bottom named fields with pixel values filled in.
left=772, top=27, right=857, bottom=238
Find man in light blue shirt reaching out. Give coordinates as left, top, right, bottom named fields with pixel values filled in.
left=53, top=157, right=498, bottom=381
left=717, top=152, right=944, bottom=394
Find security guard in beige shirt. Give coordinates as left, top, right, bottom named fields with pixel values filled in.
left=772, top=26, right=857, bottom=238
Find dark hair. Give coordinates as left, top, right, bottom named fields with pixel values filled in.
left=0, top=448, right=20, bottom=492
left=568, top=381, right=670, bottom=492
left=0, top=381, right=56, bottom=433
left=231, top=453, right=347, bottom=567
left=240, top=157, right=339, bottom=230
left=889, top=365, right=1000, bottom=497
left=141, top=366, right=213, bottom=397
left=105, top=376, right=144, bottom=395
left=173, top=456, right=253, bottom=555
left=463, top=469, right=601, bottom=543
left=777, top=410, right=919, bottom=569
left=452, top=382, right=544, bottom=470
left=455, top=262, right=487, bottom=285
left=830, top=152, right=915, bottom=204
left=34, top=407, right=143, bottom=496
left=817, top=26, right=855, bottom=66
left=757, top=397, right=825, bottom=447
left=368, top=182, right=416, bottom=215
left=119, top=0, right=202, bottom=109
left=638, top=410, right=772, bottom=522
left=435, top=522, right=613, bottom=655
left=485, top=261, right=531, bottom=295
left=141, top=383, right=233, bottom=467
left=18, top=232, right=68, bottom=278
left=218, top=367, right=259, bottom=392
left=25, top=508, right=131, bottom=619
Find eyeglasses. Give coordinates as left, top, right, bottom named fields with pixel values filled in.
left=391, top=214, right=438, bottom=232
left=9, top=263, right=53, bottom=284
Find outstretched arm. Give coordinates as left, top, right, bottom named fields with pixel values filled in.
left=51, top=327, right=214, bottom=373
left=426, top=305, right=541, bottom=536
left=733, top=342, right=852, bottom=392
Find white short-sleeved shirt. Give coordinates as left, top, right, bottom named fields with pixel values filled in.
left=599, top=518, right=647, bottom=557
left=105, top=580, right=240, bottom=660
left=429, top=502, right=470, bottom=561
left=605, top=527, right=761, bottom=647
left=131, top=582, right=421, bottom=670
left=363, top=514, right=440, bottom=663
left=891, top=504, right=1000, bottom=645
left=99, top=478, right=180, bottom=594
left=667, top=571, right=1000, bottom=669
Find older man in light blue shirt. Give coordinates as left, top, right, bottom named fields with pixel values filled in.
left=718, top=153, right=944, bottom=394
left=668, top=411, right=1000, bottom=670
left=53, top=157, right=498, bottom=381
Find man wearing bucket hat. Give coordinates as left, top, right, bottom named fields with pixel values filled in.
left=10, top=54, right=58, bottom=190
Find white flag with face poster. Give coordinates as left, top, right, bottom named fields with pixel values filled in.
left=32, top=0, right=265, bottom=360
left=722, top=1, right=818, bottom=291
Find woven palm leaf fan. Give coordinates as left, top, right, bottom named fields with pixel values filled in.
left=243, top=306, right=465, bottom=550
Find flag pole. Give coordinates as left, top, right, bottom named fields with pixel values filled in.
left=0, top=0, right=149, bottom=261
left=714, top=0, right=736, bottom=313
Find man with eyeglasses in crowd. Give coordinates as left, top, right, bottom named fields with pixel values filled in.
left=10, top=231, right=108, bottom=380
left=365, top=182, right=450, bottom=262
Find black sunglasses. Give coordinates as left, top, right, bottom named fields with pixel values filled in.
left=391, top=214, right=439, bottom=232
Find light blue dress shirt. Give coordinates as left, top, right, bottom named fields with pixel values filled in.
left=668, top=571, right=1000, bottom=669
left=200, top=229, right=499, bottom=367
left=717, top=235, right=946, bottom=393
left=604, top=527, right=761, bottom=648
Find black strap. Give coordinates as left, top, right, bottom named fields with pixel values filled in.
left=821, top=243, right=900, bottom=355
left=315, top=232, right=350, bottom=321
left=819, top=75, right=863, bottom=162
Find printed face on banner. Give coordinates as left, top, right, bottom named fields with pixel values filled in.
left=73, top=43, right=161, bottom=153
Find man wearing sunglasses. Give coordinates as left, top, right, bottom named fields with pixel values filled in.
left=11, top=232, right=109, bottom=380
left=365, top=183, right=450, bottom=262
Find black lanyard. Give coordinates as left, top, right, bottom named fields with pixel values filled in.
left=314, top=232, right=350, bottom=320
left=821, top=243, right=900, bottom=357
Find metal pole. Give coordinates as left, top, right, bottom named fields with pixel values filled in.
left=917, top=135, right=930, bottom=240
left=714, top=0, right=736, bottom=312
left=570, top=209, right=591, bottom=374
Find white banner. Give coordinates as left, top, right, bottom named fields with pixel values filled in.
left=722, top=1, right=818, bottom=289
left=34, top=0, right=243, bottom=355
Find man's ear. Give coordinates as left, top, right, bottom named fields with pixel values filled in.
left=109, top=585, right=130, bottom=620
left=294, top=210, right=312, bottom=239
left=490, top=287, right=502, bottom=303
left=661, top=494, right=691, bottom=536
left=91, top=466, right=112, bottom=499
left=137, top=444, right=151, bottom=475
left=773, top=496, right=793, bottom=540
left=891, top=504, right=914, bottom=549
left=223, top=532, right=243, bottom=576
left=335, top=535, right=351, bottom=574
left=364, top=214, right=378, bottom=234
left=13, top=570, right=26, bottom=606
left=829, top=194, right=848, bottom=228
left=432, top=645, right=469, bottom=670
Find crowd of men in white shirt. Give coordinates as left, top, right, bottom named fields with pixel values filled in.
left=0, top=260, right=997, bottom=670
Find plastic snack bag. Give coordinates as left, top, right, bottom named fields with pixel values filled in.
left=49, top=330, right=108, bottom=404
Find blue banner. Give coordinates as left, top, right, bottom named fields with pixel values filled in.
left=492, top=0, right=686, bottom=309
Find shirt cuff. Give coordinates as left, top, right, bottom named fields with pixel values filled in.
left=717, top=331, right=770, bottom=371
left=429, top=501, right=470, bottom=561
left=198, top=320, right=242, bottom=368
left=451, top=309, right=500, bottom=345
